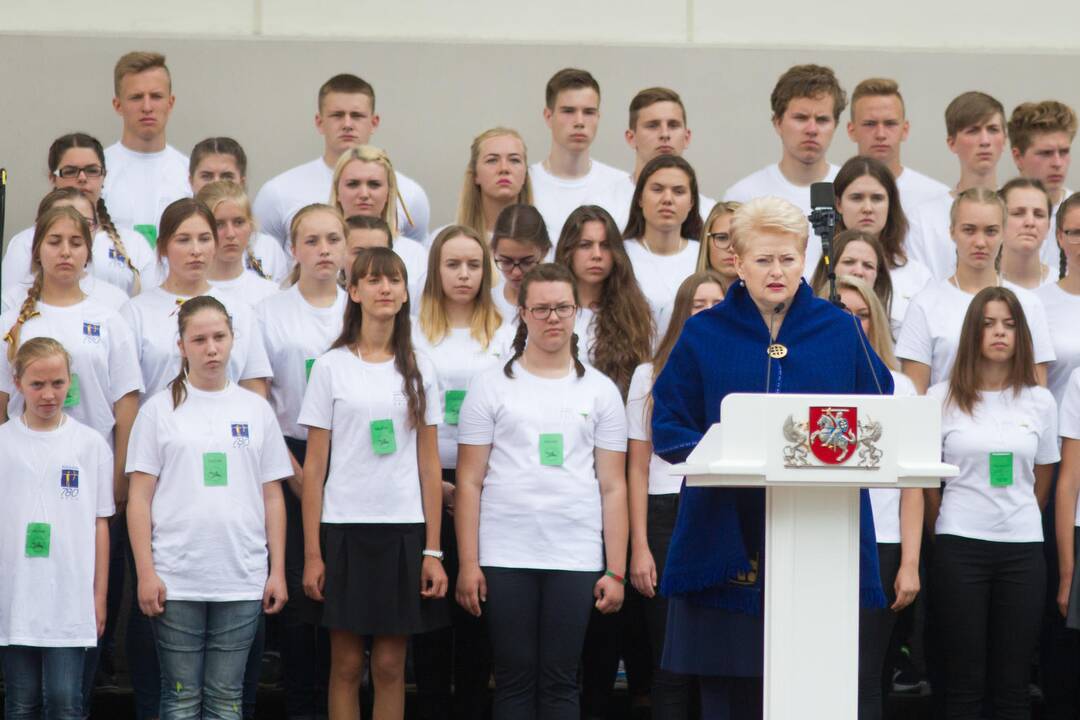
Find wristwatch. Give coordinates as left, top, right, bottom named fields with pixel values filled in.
left=422, top=549, right=445, bottom=560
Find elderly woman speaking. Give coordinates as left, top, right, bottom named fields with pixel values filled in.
left=651, top=196, right=894, bottom=719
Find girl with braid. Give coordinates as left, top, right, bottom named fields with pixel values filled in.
left=2, top=133, right=158, bottom=296
left=298, top=247, right=448, bottom=720
left=189, top=137, right=291, bottom=283
left=196, top=180, right=281, bottom=307
left=1035, top=192, right=1080, bottom=404
left=455, top=263, right=629, bottom=720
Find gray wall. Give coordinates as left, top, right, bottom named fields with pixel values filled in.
left=3, top=33, right=1080, bottom=246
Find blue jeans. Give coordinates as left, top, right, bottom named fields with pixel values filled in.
left=152, top=600, right=262, bottom=720
left=1, top=645, right=86, bottom=720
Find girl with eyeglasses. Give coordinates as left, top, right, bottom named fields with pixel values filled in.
left=455, top=262, right=628, bottom=720
left=696, top=201, right=741, bottom=292
left=1036, top=192, right=1080, bottom=404
left=489, top=204, right=553, bottom=322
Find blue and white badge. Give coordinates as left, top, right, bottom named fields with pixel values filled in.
left=60, top=466, right=80, bottom=498
left=82, top=322, right=101, bottom=343
left=231, top=422, right=250, bottom=448
left=108, top=247, right=127, bottom=264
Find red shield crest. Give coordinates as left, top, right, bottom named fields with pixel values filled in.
left=808, top=406, right=858, bottom=465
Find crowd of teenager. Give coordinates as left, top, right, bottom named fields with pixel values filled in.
left=1, top=49, right=1080, bottom=720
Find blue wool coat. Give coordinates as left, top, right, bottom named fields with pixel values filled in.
left=652, top=279, right=893, bottom=615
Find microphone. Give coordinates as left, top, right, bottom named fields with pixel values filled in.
left=809, top=182, right=840, bottom=307
left=764, top=302, right=786, bottom=393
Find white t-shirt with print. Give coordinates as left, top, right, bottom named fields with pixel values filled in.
left=298, top=346, right=442, bottom=524
left=929, top=382, right=1059, bottom=542
left=895, top=167, right=950, bottom=216
left=102, top=143, right=191, bottom=235
left=624, top=238, right=699, bottom=339
left=251, top=157, right=430, bottom=245
left=412, top=325, right=505, bottom=469
left=1, top=276, right=129, bottom=315
left=896, top=279, right=1055, bottom=387
left=1035, top=282, right=1080, bottom=403
left=0, top=416, right=114, bottom=647
left=457, top=362, right=627, bottom=571
left=0, top=299, right=143, bottom=446
left=119, top=286, right=273, bottom=402
left=1058, top=367, right=1080, bottom=525
left=626, top=362, right=681, bottom=496
left=529, top=159, right=626, bottom=241
left=255, top=284, right=346, bottom=440
left=869, top=371, right=918, bottom=543
left=127, top=384, right=292, bottom=601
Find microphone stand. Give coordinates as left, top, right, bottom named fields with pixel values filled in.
left=810, top=205, right=841, bottom=307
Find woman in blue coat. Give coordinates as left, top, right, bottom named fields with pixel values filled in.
left=651, top=196, right=894, bottom=720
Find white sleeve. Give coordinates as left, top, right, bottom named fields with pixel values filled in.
left=259, top=402, right=295, bottom=483
left=94, top=434, right=117, bottom=518
left=125, top=399, right=162, bottom=476
left=398, top=181, right=431, bottom=242
left=1036, top=390, right=1061, bottom=465
left=456, top=373, right=496, bottom=446
left=252, top=182, right=285, bottom=245
left=117, top=300, right=143, bottom=363
left=2, top=235, right=33, bottom=291
left=0, top=317, right=16, bottom=396
left=236, top=310, right=273, bottom=381
left=297, top=355, right=333, bottom=430
left=419, top=355, right=443, bottom=427
left=107, top=315, right=145, bottom=401
left=894, top=295, right=933, bottom=365
left=593, top=379, right=629, bottom=453
left=625, top=366, right=652, bottom=442
left=1023, top=301, right=1056, bottom=365
left=1060, top=369, right=1080, bottom=439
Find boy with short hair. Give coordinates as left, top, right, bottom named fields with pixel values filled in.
left=724, top=64, right=846, bottom=272
left=907, top=91, right=1007, bottom=280
left=1008, top=100, right=1077, bottom=266
left=847, top=78, right=949, bottom=210
left=252, top=73, right=430, bottom=246
left=596, top=87, right=715, bottom=231
left=103, top=51, right=192, bottom=246
left=529, top=68, right=625, bottom=240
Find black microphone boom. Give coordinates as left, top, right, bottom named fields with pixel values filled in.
left=809, top=181, right=841, bottom=307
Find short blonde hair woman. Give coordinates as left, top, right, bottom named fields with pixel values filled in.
left=330, top=145, right=404, bottom=234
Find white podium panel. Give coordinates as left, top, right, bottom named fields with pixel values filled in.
left=671, top=393, right=956, bottom=720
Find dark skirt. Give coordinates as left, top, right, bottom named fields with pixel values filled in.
left=661, top=596, right=764, bottom=677
left=321, top=522, right=449, bottom=636
left=1067, top=527, right=1080, bottom=630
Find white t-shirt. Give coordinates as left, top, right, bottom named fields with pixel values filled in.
left=102, top=143, right=191, bottom=234
left=491, top=281, right=519, bottom=324
left=0, top=416, right=114, bottom=647
left=596, top=173, right=716, bottom=241
left=249, top=232, right=292, bottom=283
left=0, top=299, right=143, bottom=446
left=127, top=383, right=292, bottom=601
left=3, top=225, right=160, bottom=297
left=896, top=279, right=1055, bottom=387
left=895, top=167, right=950, bottom=216
left=412, top=325, right=505, bottom=469
left=393, top=235, right=429, bottom=311
left=624, top=238, right=699, bottom=339
left=1059, top=367, right=1080, bottom=525
left=905, top=191, right=955, bottom=281
left=251, top=157, right=430, bottom=245
left=626, top=362, right=681, bottom=496
left=210, top=272, right=280, bottom=309
left=457, top=362, right=627, bottom=571
left=119, top=286, right=273, bottom=402
left=574, top=307, right=599, bottom=365
left=929, top=382, right=1059, bottom=542
left=1035, top=282, right=1080, bottom=403
left=723, top=162, right=841, bottom=276
left=255, top=284, right=346, bottom=439
left=889, top=257, right=934, bottom=339
left=298, top=346, right=442, bottom=524
left=529, top=159, right=626, bottom=241
left=869, top=371, right=918, bottom=543
left=1, top=276, right=129, bottom=315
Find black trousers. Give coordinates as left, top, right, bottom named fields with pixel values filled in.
left=484, top=567, right=597, bottom=720
left=931, top=534, right=1045, bottom=719
left=858, top=543, right=901, bottom=720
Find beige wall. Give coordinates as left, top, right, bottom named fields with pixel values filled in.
left=2, top=32, right=1080, bottom=247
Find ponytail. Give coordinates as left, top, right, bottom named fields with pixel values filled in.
left=569, top=332, right=586, bottom=378
left=502, top=321, right=528, bottom=378
left=4, top=273, right=44, bottom=363
left=96, top=198, right=142, bottom=294
left=169, top=358, right=190, bottom=409
left=1062, top=246, right=1069, bottom=281
left=245, top=247, right=270, bottom=280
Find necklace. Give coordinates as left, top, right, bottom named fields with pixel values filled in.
left=640, top=236, right=687, bottom=256
left=949, top=272, right=1001, bottom=293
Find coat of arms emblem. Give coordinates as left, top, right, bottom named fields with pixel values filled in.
left=783, top=406, right=883, bottom=469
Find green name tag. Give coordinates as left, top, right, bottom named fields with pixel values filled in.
left=444, top=390, right=466, bottom=426
left=134, top=224, right=158, bottom=248
left=25, top=522, right=51, bottom=558
left=989, top=452, right=1014, bottom=488
left=63, top=372, right=81, bottom=408
left=203, top=452, right=228, bottom=487
left=305, top=358, right=316, bottom=382
left=539, top=433, right=564, bottom=466
left=370, top=419, right=397, bottom=455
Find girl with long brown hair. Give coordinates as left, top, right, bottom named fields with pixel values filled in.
left=299, top=247, right=448, bottom=720
left=809, top=229, right=894, bottom=330
left=925, top=286, right=1058, bottom=718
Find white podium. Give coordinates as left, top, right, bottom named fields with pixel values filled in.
left=671, top=393, right=957, bottom=720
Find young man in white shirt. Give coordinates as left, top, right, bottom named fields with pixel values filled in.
left=847, top=78, right=949, bottom=211
left=907, top=92, right=1007, bottom=280
left=103, top=51, right=192, bottom=247
left=253, top=74, right=430, bottom=247
left=529, top=68, right=625, bottom=241
left=595, top=87, right=715, bottom=232
left=1008, top=100, right=1078, bottom=268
